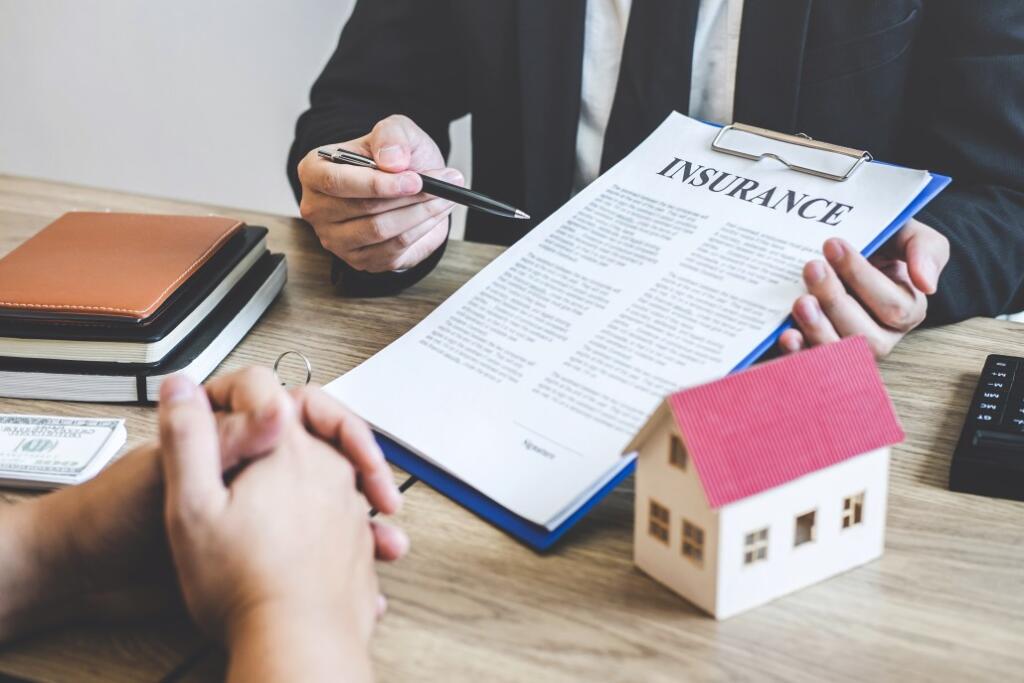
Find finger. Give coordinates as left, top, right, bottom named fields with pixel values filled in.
left=792, top=294, right=841, bottom=347
left=896, top=220, right=950, bottom=295
left=407, top=221, right=450, bottom=267
left=306, top=161, right=422, bottom=200
left=823, top=239, right=925, bottom=332
left=290, top=387, right=402, bottom=514
left=305, top=166, right=462, bottom=237
left=346, top=195, right=454, bottom=250
left=340, top=167, right=461, bottom=248
left=778, top=328, right=805, bottom=354
left=215, top=395, right=291, bottom=471
left=367, top=117, right=415, bottom=171
left=366, top=115, right=434, bottom=172
left=371, top=521, right=410, bottom=562
left=302, top=191, right=430, bottom=225
left=346, top=211, right=452, bottom=272
left=204, top=367, right=289, bottom=415
left=803, top=260, right=898, bottom=356
left=358, top=218, right=450, bottom=273
left=358, top=219, right=449, bottom=274
left=867, top=252, right=900, bottom=274
left=377, top=594, right=388, bottom=619
left=158, top=375, right=227, bottom=518
left=311, top=197, right=440, bottom=256
left=877, top=258, right=916, bottom=291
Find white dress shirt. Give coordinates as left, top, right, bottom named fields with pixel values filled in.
left=572, top=0, right=745, bottom=193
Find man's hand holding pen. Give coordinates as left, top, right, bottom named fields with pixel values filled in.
left=297, top=115, right=464, bottom=273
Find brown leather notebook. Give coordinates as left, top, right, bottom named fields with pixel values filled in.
left=0, top=212, right=243, bottom=322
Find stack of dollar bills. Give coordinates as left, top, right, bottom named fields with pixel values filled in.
left=0, top=414, right=126, bottom=489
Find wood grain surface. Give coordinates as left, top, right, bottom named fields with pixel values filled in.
left=0, top=175, right=1021, bottom=682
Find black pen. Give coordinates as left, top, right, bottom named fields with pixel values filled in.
left=317, top=148, right=530, bottom=221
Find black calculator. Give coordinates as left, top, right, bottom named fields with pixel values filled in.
left=950, top=355, right=1024, bottom=501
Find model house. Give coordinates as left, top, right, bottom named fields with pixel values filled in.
left=625, top=336, right=904, bottom=620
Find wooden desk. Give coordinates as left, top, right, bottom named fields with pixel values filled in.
left=0, top=176, right=1022, bottom=682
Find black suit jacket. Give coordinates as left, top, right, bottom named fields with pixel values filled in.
left=289, top=0, right=1024, bottom=325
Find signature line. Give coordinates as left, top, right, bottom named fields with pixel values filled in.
left=512, top=421, right=587, bottom=458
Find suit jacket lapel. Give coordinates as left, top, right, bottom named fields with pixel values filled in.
left=517, top=0, right=586, bottom=222
left=733, top=0, right=813, bottom=132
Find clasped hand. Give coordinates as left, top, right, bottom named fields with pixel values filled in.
left=0, top=367, right=407, bottom=681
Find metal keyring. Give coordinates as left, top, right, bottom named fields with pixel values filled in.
left=273, top=350, right=313, bottom=387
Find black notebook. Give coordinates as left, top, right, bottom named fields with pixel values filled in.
left=0, top=226, right=269, bottom=364
left=0, top=253, right=286, bottom=403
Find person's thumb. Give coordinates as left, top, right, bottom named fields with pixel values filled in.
left=904, top=221, right=950, bottom=295
left=367, top=115, right=422, bottom=172
left=158, top=375, right=227, bottom=520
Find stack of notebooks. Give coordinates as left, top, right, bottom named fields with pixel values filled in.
left=0, top=212, right=286, bottom=402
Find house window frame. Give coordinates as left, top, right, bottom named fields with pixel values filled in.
left=794, top=509, right=817, bottom=547
left=841, top=492, right=865, bottom=530
left=669, top=434, right=688, bottom=471
left=743, top=527, right=769, bottom=566
left=648, top=499, right=670, bottom=545
left=681, top=519, right=705, bottom=567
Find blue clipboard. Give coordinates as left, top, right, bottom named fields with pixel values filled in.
left=375, top=125, right=952, bottom=552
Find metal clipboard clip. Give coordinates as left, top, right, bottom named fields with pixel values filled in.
left=711, top=122, right=873, bottom=182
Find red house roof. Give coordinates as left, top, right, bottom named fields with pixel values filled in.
left=664, top=336, right=903, bottom=509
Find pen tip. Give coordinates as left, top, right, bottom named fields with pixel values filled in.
left=514, top=210, right=531, bottom=220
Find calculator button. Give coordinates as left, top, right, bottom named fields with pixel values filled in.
left=986, top=359, right=1014, bottom=372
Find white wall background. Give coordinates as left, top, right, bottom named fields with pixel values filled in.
left=0, top=0, right=472, bottom=228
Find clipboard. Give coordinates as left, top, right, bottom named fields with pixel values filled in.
left=369, top=121, right=951, bottom=552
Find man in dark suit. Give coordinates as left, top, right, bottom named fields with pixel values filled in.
left=288, top=0, right=1023, bottom=357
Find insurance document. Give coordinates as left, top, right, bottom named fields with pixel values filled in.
left=326, top=113, right=934, bottom=530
